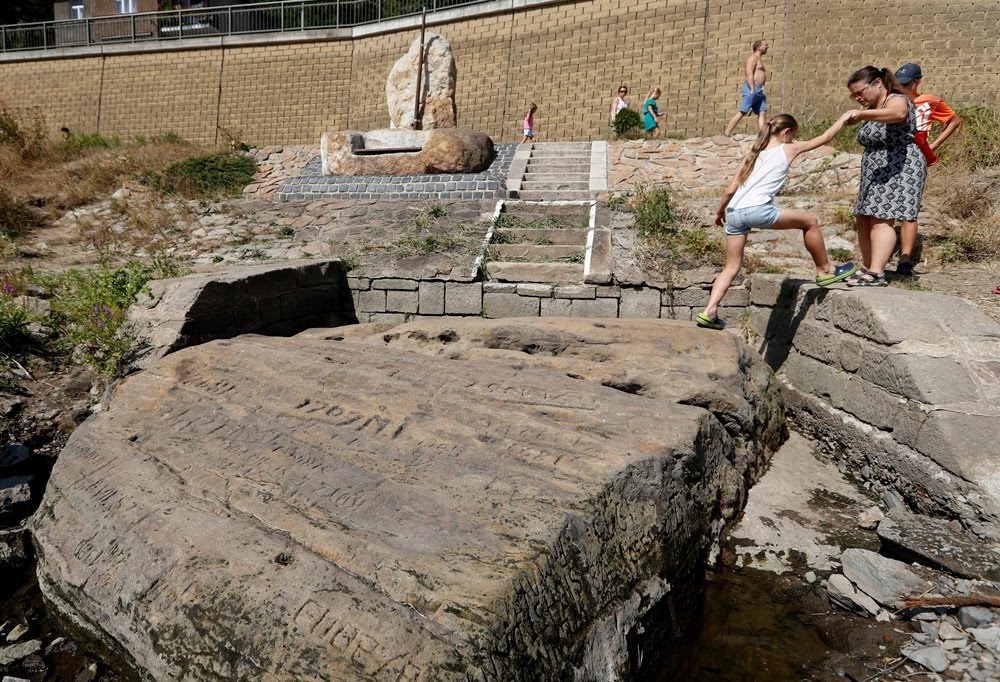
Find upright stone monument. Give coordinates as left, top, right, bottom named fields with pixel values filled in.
left=321, top=31, right=493, bottom=176
left=387, top=33, right=458, bottom=130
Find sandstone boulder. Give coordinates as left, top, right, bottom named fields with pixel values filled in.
left=387, top=33, right=457, bottom=130
left=33, top=318, right=784, bottom=681
left=321, top=128, right=494, bottom=176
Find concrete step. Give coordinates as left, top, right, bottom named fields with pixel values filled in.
left=489, top=244, right=584, bottom=260
left=502, top=202, right=592, bottom=221
left=521, top=171, right=590, bottom=181
left=525, top=161, right=590, bottom=172
left=485, top=261, right=583, bottom=284
left=529, top=150, right=590, bottom=160
left=529, top=142, right=591, bottom=152
left=521, top=175, right=590, bottom=194
left=494, top=228, right=590, bottom=246
left=515, top=189, right=593, bottom=200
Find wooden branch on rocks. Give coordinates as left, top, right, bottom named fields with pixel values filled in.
left=900, top=593, right=1000, bottom=610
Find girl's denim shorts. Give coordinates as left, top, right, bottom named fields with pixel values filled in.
left=725, top=203, right=781, bottom=236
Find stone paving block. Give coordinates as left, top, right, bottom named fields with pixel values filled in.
left=749, top=274, right=793, bottom=307
left=297, top=261, right=346, bottom=287
left=793, top=319, right=840, bottom=366
left=540, top=298, right=573, bottom=317
left=570, top=297, right=618, bottom=319
left=915, top=410, right=1000, bottom=482
left=373, top=278, right=419, bottom=291
left=445, top=282, right=483, bottom=315
left=370, top=312, right=407, bottom=324
left=418, top=281, right=445, bottom=315
left=668, top=286, right=712, bottom=307
left=245, top=268, right=299, bottom=297
left=619, top=288, right=661, bottom=319
left=483, top=293, right=540, bottom=318
left=837, top=336, right=864, bottom=374
left=661, top=305, right=692, bottom=321
left=516, top=283, right=553, bottom=298
left=358, top=289, right=387, bottom=314
left=348, top=276, right=371, bottom=291
left=484, top=282, right=518, bottom=294
left=553, top=285, right=596, bottom=300
left=858, top=353, right=978, bottom=405
left=387, top=290, right=419, bottom=314
left=595, top=285, right=622, bottom=298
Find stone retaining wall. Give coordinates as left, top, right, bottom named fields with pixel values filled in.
left=747, top=275, right=1000, bottom=540
left=345, top=273, right=747, bottom=325
left=2, top=0, right=997, bottom=145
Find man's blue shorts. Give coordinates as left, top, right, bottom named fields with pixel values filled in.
left=739, top=82, right=767, bottom=115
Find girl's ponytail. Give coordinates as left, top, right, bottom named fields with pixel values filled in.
left=735, top=114, right=798, bottom=186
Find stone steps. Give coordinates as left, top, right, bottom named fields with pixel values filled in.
left=514, top=189, right=590, bottom=200
left=508, top=142, right=595, bottom=201
left=483, top=200, right=609, bottom=285
left=485, top=261, right=583, bottom=284
left=489, top=244, right=584, bottom=259
left=495, top=228, right=590, bottom=246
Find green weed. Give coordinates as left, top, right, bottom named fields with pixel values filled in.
left=56, top=132, right=122, bottom=157
left=630, top=185, right=676, bottom=239
left=828, top=247, right=854, bottom=261
left=39, top=262, right=152, bottom=377
left=144, top=152, right=257, bottom=199
left=426, top=204, right=448, bottom=218
left=948, top=106, right=1000, bottom=170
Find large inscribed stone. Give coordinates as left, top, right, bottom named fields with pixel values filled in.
left=32, top=318, right=784, bottom=680
left=387, top=33, right=457, bottom=129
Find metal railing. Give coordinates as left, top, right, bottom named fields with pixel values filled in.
left=0, top=0, right=485, bottom=53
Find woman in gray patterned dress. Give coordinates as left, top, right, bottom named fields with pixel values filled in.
left=842, top=66, right=927, bottom=286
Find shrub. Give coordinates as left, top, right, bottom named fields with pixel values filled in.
left=0, top=283, right=31, bottom=352
left=630, top=185, right=676, bottom=238
left=0, top=188, right=42, bottom=240
left=0, top=102, right=47, bottom=160
left=55, top=131, right=122, bottom=158
left=149, top=152, right=257, bottom=199
left=612, top=108, right=643, bottom=139
left=948, top=106, right=1000, bottom=170
left=43, top=261, right=160, bottom=377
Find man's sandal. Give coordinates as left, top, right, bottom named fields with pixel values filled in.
left=846, top=269, right=888, bottom=287
left=695, top=312, right=726, bottom=330
left=816, top=262, right=858, bottom=287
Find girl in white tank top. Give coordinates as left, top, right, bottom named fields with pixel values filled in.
left=695, top=112, right=859, bottom=330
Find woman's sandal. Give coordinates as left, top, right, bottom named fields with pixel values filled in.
left=846, top=268, right=888, bottom=287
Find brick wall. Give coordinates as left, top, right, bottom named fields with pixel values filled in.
left=1, top=0, right=997, bottom=145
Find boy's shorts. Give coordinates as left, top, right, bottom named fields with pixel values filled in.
left=523, top=128, right=534, bottom=138
left=725, top=203, right=780, bottom=235
left=739, top=83, right=767, bottom=115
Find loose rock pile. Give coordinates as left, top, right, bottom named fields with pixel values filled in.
left=826, top=510, right=1000, bottom=679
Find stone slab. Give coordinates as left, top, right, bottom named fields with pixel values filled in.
left=877, top=509, right=1000, bottom=581
left=32, top=318, right=784, bottom=681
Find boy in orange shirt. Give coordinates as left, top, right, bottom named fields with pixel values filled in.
left=893, top=63, right=963, bottom=275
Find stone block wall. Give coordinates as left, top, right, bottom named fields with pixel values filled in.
left=747, top=275, right=1000, bottom=539
left=2, top=0, right=997, bottom=145
left=129, top=259, right=356, bottom=367
left=345, top=272, right=746, bottom=326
